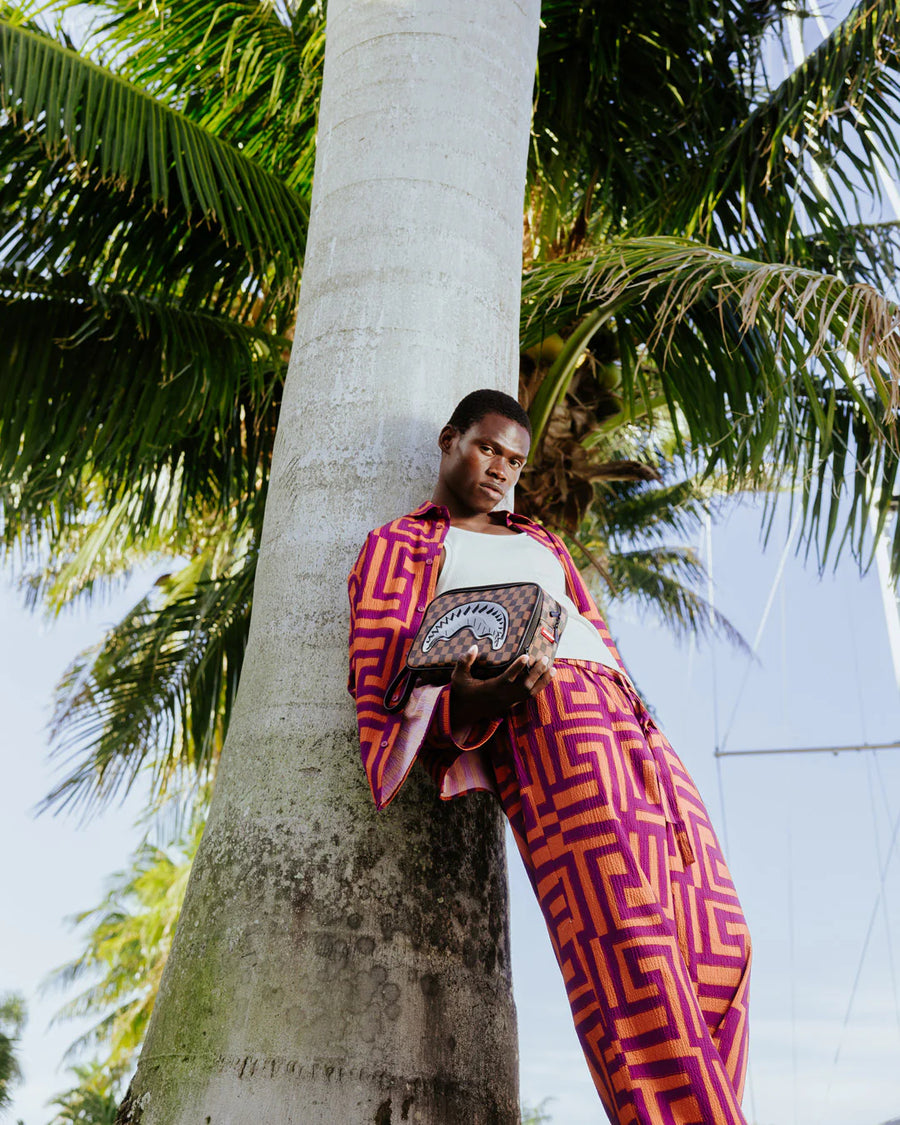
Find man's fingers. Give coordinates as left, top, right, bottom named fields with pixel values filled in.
left=523, top=657, right=553, bottom=693
left=453, top=645, right=479, bottom=678
left=454, top=650, right=554, bottom=699
left=533, top=665, right=555, bottom=694
left=497, top=654, right=531, bottom=683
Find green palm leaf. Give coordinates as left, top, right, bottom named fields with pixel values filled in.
left=805, top=219, right=900, bottom=287
left=0, top=141, right=284, bottom=322
left=0, top=16, right=308, bottom=260
left=595, top=477, right=722, bottom=543
left=710, top=0, right=900, bottom=238
left=523, top=235, right=899, bottom=436
left=605, top=544, right=749, bottom=650
left=42, top=550, right=254, bottom=815
left=568, top=461, right=753, bottom=650
left=523, top=236, right=900, bottom=563
left=49, top=1064, right=121, bottom=1125
left=45, top=819, right=200, bottom=1073
left=532, top=1, right=789, bottom=244
left=0, top=12, right=308, bottom=323
left=0, top=269, right=284, bottom=542
left=98, top=0, right=324, bottom=192
left=532, top=0, right=900, bottom=275
left=0, top=992, right=25, bottom=1115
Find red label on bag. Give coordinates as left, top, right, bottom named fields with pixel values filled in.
left=541, top=627, right=555, bottom=643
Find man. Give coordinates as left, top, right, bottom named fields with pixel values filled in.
left=348, top=389, right=751, bottom=1125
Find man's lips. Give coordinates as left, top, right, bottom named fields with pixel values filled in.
left=480, top=481, right=504, bottom=498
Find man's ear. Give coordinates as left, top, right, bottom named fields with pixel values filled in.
left=438, top=424, right=457, bottom=454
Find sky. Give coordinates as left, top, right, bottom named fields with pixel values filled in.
left=4, top=1, right=900, bottom=1123
left=0, top=566, right=157, bottom=1124
left=3, top=498, right=900, bottom=1125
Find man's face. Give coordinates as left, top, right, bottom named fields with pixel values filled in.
left=438, top=412, right=531, bottom=514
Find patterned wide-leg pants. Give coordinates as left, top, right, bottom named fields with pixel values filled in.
left=491, top=660, right=751, bottom=1125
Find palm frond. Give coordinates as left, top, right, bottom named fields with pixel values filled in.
left=532, top=0, right=900, bottom=281
left=0, top=269, right=283, bottom=542
left=96, top=0, right=325, bottom=192
left=532, top=0, right=791, bottom=237
left=605, top=544, right=751, bottom=651
left=591, top=477, right=721, bottom=544
left=691, top=0, right=900, bottom=246
left=49, top=1064, right=122, bottom=1125
left=564, top=452, right=753, bottom=651
left=522, top=240, right=900, bottom=501
left=41, top=551, right=253, bottom=816
left=0, top=138, right=293, bottom=324
left=805, top=219, right=900, bottom=288
left=524, top=237, right=899, bottom=396
left=0, top=991, right=26, bottom=1111
left=11, top=477, right=256, bottom=614
left=0, top=13, right=308, bottom=324
left=44, top=816, right=201, bottom=1075
left=0, top=16, right=309, bottom=263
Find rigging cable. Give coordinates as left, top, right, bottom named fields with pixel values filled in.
left=705, top=514, right=729, bottom=853
left=828, top=798, right=900, bottom=1088
left=848, top=578, right=900, bottom=1041
left=704, top=513, right=759, bottom=1124
left=718, top=520, right=799, bottom=754
left=866, top=750, right=900, bottom=1042
left=782, top=577, right=799, bottom=1125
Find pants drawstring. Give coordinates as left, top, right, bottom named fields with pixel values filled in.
left=637, top=706, right=696, bottom=868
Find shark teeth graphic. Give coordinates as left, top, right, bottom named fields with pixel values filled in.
left=422, top=600, right=510, bottom=653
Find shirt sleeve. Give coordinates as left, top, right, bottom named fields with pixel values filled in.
left=347, top=537, right=365, bottom=697
left=425, top=684, right=502, bottom=751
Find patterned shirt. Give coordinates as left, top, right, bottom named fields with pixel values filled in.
left=347, top=500, right=628, bottom=810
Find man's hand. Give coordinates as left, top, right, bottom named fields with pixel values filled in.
left=449, top=644, right=555, bottom=734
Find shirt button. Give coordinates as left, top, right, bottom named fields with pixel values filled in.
left=425, top=558, right=433, bottom=566
left=417, top=604, right=426, bottom=612
left=381, top=740, right=389, bottom=748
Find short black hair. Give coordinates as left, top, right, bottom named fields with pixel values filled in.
left=447, top=388, right=532, bottom=437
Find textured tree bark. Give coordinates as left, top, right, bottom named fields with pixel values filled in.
left=118, top=1, right=540, bottom=1121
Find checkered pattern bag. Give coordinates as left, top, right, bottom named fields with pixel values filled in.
left=384, top=582, right=567, bottom=713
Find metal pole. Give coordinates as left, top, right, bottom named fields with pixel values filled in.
left=716, top=740, right=900, bottom=758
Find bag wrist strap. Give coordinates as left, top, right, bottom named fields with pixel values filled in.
left=384, top=666, right=416, bottom=713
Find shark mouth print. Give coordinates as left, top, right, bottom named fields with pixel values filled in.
left=422, top=600, right=509, bottom=652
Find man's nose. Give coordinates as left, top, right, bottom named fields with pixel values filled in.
left=487, top=458, right=507, bottom=479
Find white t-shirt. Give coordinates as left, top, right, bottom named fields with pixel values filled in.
left=434, top=525, right=618, bottom=669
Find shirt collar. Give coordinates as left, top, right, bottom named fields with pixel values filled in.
left=409, top=500, right=448, bottom=520
left=408, top=500, right=538, bottom=529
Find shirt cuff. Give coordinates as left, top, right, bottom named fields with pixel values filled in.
left=426, top=684, right=502, bottom=751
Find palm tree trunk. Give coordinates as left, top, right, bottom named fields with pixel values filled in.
left=118, top=1, right=540, bottom=1122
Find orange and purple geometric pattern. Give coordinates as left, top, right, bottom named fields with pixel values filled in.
left=348, top=502, right=627, bottom=808
left=492, top=660, right=751, bottom=1125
